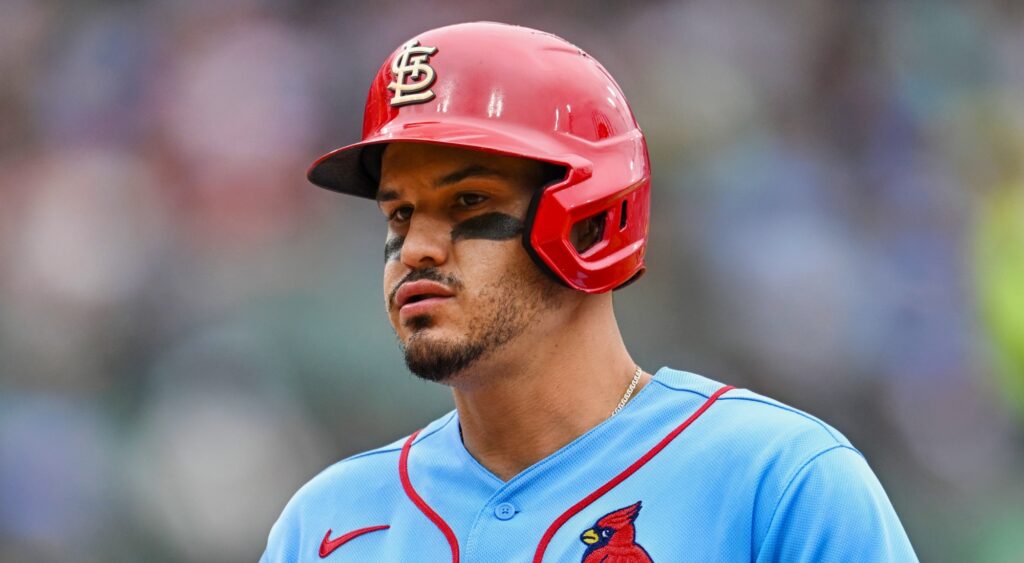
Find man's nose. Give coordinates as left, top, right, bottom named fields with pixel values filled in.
left=400, top=214, right=450, bottom=268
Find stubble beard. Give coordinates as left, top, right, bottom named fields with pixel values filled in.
left=399, top=264, right=561, bottom=383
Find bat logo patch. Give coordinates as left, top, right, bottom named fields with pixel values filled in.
left=580, top=501, right=653, bottom=562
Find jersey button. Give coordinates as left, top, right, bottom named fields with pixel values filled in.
left=494, top=502, right=517, bottom=521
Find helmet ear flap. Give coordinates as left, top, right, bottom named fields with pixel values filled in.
left=523, top=164, right=572, bottom=288
left=523, top=163, right=641, bottom=292
left=614, top=267, right=646, bottom=291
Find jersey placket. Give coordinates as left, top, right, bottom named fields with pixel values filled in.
left=455, top=407, right=643, bottom=562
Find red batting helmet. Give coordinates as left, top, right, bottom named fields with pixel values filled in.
left=308, top=22, right=651, bottom=293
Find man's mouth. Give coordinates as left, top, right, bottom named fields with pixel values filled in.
left=394, top=280, right=456, bottom=314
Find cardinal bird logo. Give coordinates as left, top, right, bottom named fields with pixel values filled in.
left=579, top=501, right=653, bottom=562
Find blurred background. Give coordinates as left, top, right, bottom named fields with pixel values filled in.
left=0, top=0, right=1022, bottom=561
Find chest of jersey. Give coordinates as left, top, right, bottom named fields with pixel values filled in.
left=310, top=462, right=753, bottom=562
left=267, top=372, right=917, bottom=563
left=310, top=387, right=748, bottom=562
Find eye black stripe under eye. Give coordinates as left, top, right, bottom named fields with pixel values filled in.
left=450, top=212, right=524, bottom=241
left=385, top=236, right=405, bottom=262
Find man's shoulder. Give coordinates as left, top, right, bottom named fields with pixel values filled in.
left=651, top=367, right=856, bottom=459
left=274, top=438, right=404, bottom=527
left=650, top=368, right=901, bottom=550
left=261, top=410, right=458, bottom=561
left=651, top=369, right=917, bottom=560
left=292, top=411, right=460, bottom=503
left=271, top=410, right=457, bottom=524
left=294, top=436, right=406, bottom=501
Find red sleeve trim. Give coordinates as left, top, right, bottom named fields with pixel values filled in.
left=399, top=429, right=461, bottom=563
left=532, top=384, right=736, bottom=563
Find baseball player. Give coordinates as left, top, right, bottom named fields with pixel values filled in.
left=262, top=22, right=917, bottom=562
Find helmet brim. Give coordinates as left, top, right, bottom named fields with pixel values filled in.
left=306, top=119, right=578, bottom=199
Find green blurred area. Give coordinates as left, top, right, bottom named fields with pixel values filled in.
left=976, top=183, right=1024, bottom=418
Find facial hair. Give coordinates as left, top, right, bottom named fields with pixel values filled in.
left=396, top=259, right=561, bottom=383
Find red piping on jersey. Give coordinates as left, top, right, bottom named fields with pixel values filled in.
left=532, top=384, right=735, bottom=563
left=400, top=429, right=460, bottom=563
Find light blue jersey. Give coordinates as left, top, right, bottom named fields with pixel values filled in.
left=262, top=368, right=917, bottom=562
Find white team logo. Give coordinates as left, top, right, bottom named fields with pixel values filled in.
left=388, top=40, right=439, bottom=107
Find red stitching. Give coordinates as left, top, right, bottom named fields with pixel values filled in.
left=532, top=385, right=736, bottom=563
left=400, top=429, right=460, bottom=563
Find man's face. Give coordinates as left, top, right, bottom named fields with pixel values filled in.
left=377, top=142, right=566, bottom=382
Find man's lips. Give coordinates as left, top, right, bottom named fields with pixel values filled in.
left=394, top=280, right=456, bottom=310
left=398, top=295, right=453, bottom=321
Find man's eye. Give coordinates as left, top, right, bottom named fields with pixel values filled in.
left=455, top=193, right=487, bottom=207
left=389, top=206, right=413, bottom=222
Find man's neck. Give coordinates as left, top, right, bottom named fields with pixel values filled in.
left=449, top=298, right=650, bottom=482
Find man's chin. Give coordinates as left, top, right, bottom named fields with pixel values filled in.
left=401, top=332, right=486, bottom=383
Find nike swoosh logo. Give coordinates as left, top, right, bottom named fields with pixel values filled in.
left=319, top=525, right=389, bottom=558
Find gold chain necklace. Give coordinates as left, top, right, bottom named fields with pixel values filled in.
left=610, top=365, right=643, bottom=417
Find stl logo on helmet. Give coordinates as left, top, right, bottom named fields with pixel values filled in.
left=388, top=40, right=439, bottom=107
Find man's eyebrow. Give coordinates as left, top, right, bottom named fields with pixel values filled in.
left=436, top=165, right=505, bottom=187
left=376, top=165, right=506, bottom=204
left=376, top=189, right=400, bottom=204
